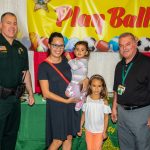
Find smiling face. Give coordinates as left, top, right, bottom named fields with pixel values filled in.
left=90, top=79, right=103, bottom=97
left=0, top=14, right=18, bottom=43
left=119, top=35, right=137, bottom=63
left=48, top=37, right=64, bottom=58
left=74, top=44, right=88, bottom=58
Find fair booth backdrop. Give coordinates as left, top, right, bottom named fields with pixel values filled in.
left=0, top=1, right=150, bottom=150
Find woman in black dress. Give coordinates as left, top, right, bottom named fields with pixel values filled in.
left=38, top=32, right=88, bottom=150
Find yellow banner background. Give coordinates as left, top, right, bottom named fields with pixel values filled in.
left=27, top=0, right=150, bottom=51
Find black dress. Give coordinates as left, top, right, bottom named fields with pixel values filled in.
left=38, top=57, right=81, bottom=147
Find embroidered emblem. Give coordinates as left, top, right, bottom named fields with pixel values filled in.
left=34, top=0, right=50, bottom=12
left=18, top=48, right=24, bottom=54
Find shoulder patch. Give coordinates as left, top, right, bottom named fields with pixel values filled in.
left=18, top=47, right=24, bottom=54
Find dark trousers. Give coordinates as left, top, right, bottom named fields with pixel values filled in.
left=0, top=96, right=21, bottom=150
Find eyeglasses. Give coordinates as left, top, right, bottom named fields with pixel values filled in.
left=51, top=44, right=64, bottom=49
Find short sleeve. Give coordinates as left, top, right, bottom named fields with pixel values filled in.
left=104, top=105, right=111, bottom=114
left=38, top=63, right=48, bottom=80
left=22, top=47, right=29, bottom=70
left=82, top=103, right=86, bottom=112
left=17, top=42, right=29, bottom=71
left=113, top=65, right=118, bottom=92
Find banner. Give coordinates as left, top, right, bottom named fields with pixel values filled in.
left=27, top=0, right=150, bottom=52
left=27, top=0, right=150, bottom=93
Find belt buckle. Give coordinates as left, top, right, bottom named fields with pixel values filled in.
left=122, top=105, right=137, bottom=110
left=129, top=106, right=134, bottom=110
left=129, top=106, right=140, bottom=110
left=125, top=106, right=133, bottom=110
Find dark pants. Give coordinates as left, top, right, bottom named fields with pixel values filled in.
left=118, top=104, right=150, bottom=150
left=0, top=96, right=21, bottom=150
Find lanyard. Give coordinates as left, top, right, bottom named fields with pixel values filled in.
left=122, top=62, right=133, bottom=85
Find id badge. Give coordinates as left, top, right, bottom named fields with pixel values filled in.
left=117, top=85, right=126, bottom=95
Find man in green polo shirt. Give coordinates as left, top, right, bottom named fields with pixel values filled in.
left=0, top=12, right=34, bottom=150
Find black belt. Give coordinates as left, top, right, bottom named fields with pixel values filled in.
left=0, top=86, right=16, bottom=99
left=121, top=104, right=149, bottom=110
left=0, top=87, right=16, bottom=93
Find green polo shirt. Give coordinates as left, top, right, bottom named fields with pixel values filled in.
left=0, top=34, right=29, bottom=88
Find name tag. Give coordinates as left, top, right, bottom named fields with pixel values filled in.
left=117, top=85, right=126, bottom=95
left=0, top=46, right=7, bottom=52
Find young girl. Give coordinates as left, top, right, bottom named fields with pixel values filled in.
left=65, top=41, right=90, bottom=111
left=78, top=74, right=111, bottom=150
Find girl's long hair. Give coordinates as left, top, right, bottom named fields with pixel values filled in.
left=88, top=74, right=108, bottom=100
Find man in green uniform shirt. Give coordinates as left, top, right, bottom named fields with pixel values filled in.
left=0, top=12, right=34, bottom=150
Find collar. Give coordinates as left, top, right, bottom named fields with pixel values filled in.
left=122, top=50, right=139, bottom=65
left=75, top=57, right=81, bottom=60
left=0, top=34, right=8, bottom=44
left=0, top=33, right=16, bottom=46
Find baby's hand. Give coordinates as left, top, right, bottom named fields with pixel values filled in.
left=80, top=77, right=89, bottom=92
left=64, top=52, right=71, bottom=61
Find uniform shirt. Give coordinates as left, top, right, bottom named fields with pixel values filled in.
left=113, top=51, right=150, bottom=106
left=68, top=58, right=88, bottom=84
left=0, top=34, right=29, bottom=88
left=82, top=96, right=111, bottom=133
